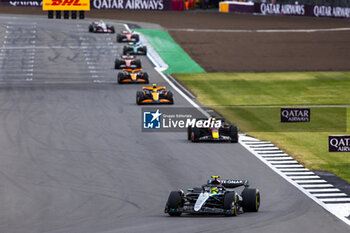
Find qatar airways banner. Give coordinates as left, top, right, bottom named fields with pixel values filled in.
left=91, top=0, right=171, bottom=10
left=0, top=0, right=172, bottom=10
left=256, top=3, right=350, bottom=19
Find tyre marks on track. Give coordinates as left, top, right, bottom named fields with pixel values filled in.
left=240, top=135, right=350, bottom=225
left=0, top=22, right=37, bottom=82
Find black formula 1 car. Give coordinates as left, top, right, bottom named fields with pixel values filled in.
left=117, top=31, right=140, bottom=42
left=165, top=176, right=260, bottom=216
left=89, top=21, right=115, bottom=33
left=136, top=85, right=174, bottom=105
left=187, top=118, right=238, bottom=143
left=115, top=55, right=141, bottom=69
left=123, top=42, right=147, bottom=55
left=118, top=68, right=149, bottom=84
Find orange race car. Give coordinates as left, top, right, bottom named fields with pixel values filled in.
left=117, top=68, right=149, bottom=84
left=136, top=84, right=174, bottom=105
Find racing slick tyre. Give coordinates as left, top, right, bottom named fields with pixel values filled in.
left=117, top=73, right=124, bottom=84
left=115, top=59, right=121, bottom=69
left=136, top=91, right=144, bottom=105
left=140, top=46, right=147, bottom=55
left=135, top=59, right=142, bottom=68
left=117, top=34, right=123, bottom=42
left=89, top=25, right=93, bottom=32
left=165, top=91, right=174, bottom=104
left=187, top=126, right=192, bottom=140
left=132, top=34, right=140, bottom=42
left=223, top=192, right=238, bottom=216
left=123, top=46, right=129, bottom=55
left=242, top=188, right=260, bottom=212
left=143, top=73, right=149, bottom=84
left=191, top=127, right=200, bottom=142
left=109, top=26, right=115, bottom=33
left=229, top=125, right=239, bottom=143
left=166, top=191, right=183, bottom=216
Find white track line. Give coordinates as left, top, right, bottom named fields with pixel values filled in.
left=307, top=189, right=342, bottom=192
left=168, top=27, right=350, bottom=33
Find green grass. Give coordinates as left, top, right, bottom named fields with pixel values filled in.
left=134, top=29, right=204, bottom=74
left=175, top=71, right=350, bottom=182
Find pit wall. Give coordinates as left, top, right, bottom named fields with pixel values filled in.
left=220, top=1, right=350, bottom=19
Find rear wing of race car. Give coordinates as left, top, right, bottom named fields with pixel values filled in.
left=207, top=179, right=249, bottom=188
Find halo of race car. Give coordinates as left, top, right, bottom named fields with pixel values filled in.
left=89, top=22, right=256, bottom=216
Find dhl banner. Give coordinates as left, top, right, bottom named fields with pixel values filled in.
left=42, top=0, right=90, bottom=11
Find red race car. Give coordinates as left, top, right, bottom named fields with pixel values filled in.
left=115, top=55, right=141, bottom=69
left=117, top=31, right=140, bottom=43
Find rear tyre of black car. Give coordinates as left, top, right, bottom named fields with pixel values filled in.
left=242, top=188, right=260, bottom=212
left=229, top=125, right=239, bottom=143
left=166, top=191, right=183, bottom=216
left=224, top=192, right=238, bottom=216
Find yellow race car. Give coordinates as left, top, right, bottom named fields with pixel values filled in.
left=117, top=68, right=149, bottom=84
left=136, top=84, right=174, bottom=105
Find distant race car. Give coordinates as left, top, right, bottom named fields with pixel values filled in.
left=165, top=176, right=260, bottom=216
left=117, top=31, right=140, bottom=42
left=187, top=118, right=238, bottom=143
left=89, top=21, right=115, bottom=33
left=136, top=84, right=174, bottom=105
left=118, top=68, right=149, bottom=84
left=115, top=55, right=141, bottom=69
left=123, top=42, right=147, bottom=55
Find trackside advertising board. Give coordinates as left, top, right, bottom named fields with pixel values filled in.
left=42, top=0, right=90, bottom=10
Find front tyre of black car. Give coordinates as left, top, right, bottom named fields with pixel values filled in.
left=166, top=191, right=183, bottom=216
left=242, top=188, right=260, bottom=212
left=224, top=192, right=238, bottom=216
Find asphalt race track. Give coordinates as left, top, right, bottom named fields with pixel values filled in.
left=0, top=15, right=349, bottom=233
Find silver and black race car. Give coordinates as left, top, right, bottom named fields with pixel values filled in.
left=165, top=176, right=260, bottom=216
left=123, top=42, right=147, bottom=55
left=117, top=31, right=140, bottom=43
left=187, top=118, right=238, bottom=143
left=115, top=55, right=141, bottom=69
left=89, top=21, right=115, bottom=33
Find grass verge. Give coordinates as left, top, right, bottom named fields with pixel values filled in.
left=134, top=29, right=205, bottom=74
left=175, top=71, right=350, bottom=182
